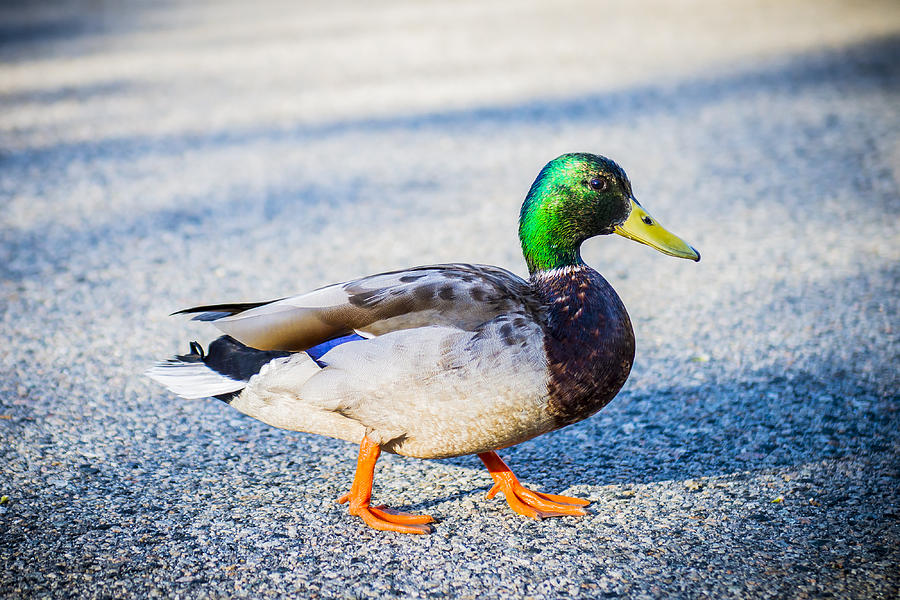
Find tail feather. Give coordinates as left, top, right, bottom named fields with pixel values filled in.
left=146, top=336, right=291, bottom=400
left=171, top=300, right=285, bottom=322
left=147, top=333, right=363, bottom=402
left=145, top=359, right=247, bottom=400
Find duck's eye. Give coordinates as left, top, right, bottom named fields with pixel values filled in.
left=589, top=177, right=608, bottom=191
left=642, top=216, right=653, bottom=225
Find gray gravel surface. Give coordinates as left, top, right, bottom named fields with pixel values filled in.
left=2, top=1, right=899, bottom=598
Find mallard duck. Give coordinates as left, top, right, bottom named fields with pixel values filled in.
left=147, top=153, right=699, bottom=534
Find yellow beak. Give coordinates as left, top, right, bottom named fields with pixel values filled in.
left=614, top=199, right=700, bottom=261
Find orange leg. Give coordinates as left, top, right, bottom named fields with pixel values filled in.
left=477, top=451, right=590, bottom=519
left=336, top=435, right=434, bottom=534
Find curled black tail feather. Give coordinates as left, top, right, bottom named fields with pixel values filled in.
left=175, top=341, right=205, bottom=362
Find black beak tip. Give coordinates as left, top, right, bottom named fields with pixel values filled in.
left=691, top=246, right=701, bottom=262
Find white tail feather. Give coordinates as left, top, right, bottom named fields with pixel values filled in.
left=145, top=361, right=246, bottom=399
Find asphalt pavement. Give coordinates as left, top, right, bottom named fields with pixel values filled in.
left=1, top=1, right=898, bottom=598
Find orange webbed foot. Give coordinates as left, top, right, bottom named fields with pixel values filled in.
left=337, top=437, right=434, bottom=534
left=337, top=494, right=434, bottom=534
left=478, top=451, right=589, bottom=519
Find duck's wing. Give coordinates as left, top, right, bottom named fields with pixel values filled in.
left=175, top=264, right=541, bottom=352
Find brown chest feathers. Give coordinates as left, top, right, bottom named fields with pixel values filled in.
left=533, top=265, right=635, bottom=426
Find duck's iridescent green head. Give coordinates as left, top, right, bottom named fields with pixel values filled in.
left=519, top=153, right=700, bottom=275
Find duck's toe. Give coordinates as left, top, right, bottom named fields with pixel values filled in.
left=369, top=505, right=435, bottom=525
left=337, top=496, right=434, bottom=534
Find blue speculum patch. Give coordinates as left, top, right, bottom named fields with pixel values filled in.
left=306, top=333, right=366, bottom=367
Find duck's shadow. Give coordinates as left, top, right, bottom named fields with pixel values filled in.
left=375, top=363, right=892, bottom=512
